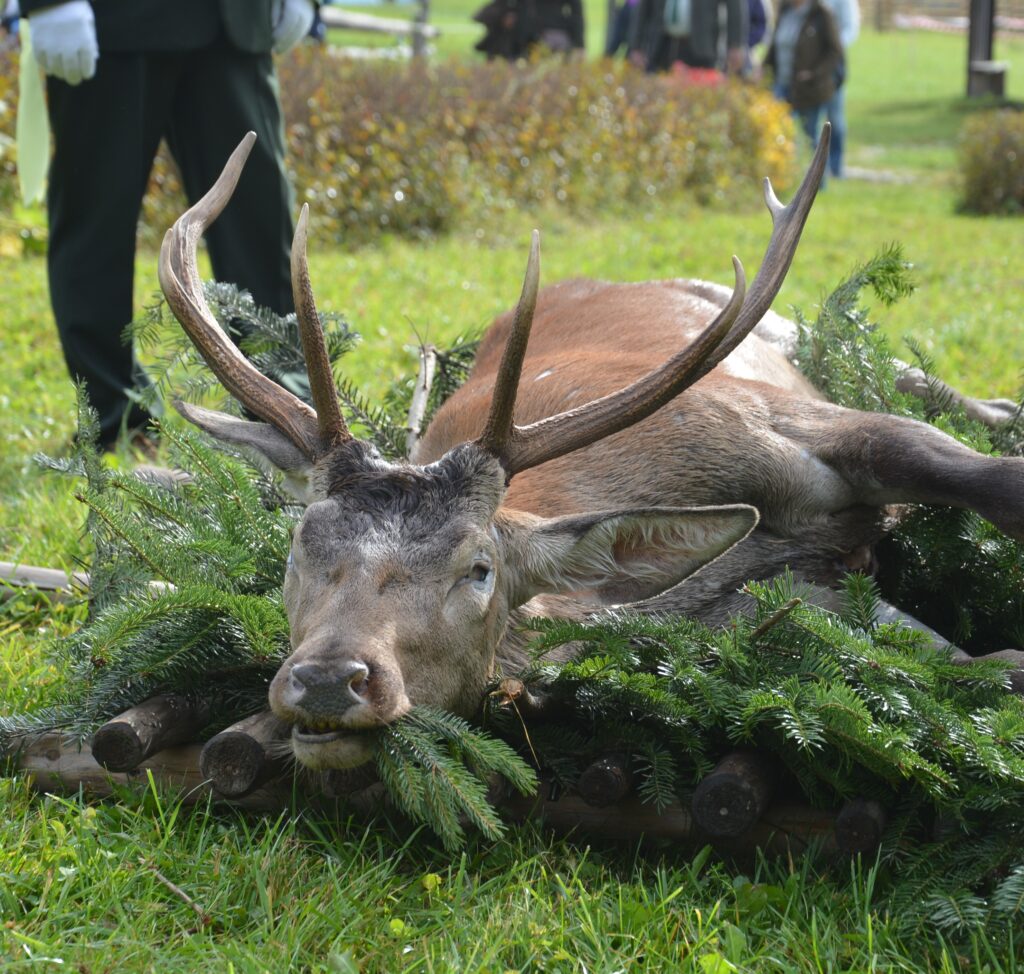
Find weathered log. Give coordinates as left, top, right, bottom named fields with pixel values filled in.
left=504, top=780, right=839, bottom=856
left=92, top=695, right=212, bottom=772
left=692, top=750, right=776, bottom=837
left=577, top=753, right=633, bottom=807
left=199, top=711, right=291, bottom=798
left=321, top=764, right=381, bottom=800
left=6, top=734, right=292, bottom=812
left=835, top=798, right=887, bottom=854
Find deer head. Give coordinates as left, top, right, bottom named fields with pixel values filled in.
left=159, top=131, right=828, bottom=769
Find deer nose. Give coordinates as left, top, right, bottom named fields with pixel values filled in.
left=288, top=660, right=370, bottom=719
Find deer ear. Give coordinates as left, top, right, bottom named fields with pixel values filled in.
left=510, top=505, right=758, bottom=606
left=175, top=401, right=314, bottom=499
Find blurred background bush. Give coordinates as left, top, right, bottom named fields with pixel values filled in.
left=0, top=48, right=795, bottom=246
left=958, top=107, right=1024, bottom=214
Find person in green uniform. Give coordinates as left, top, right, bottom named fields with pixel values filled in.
left=21, top=0, right=315, bottom=449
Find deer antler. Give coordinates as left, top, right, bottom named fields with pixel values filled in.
left=477, top=126, right=831, bottom=477
left=291, top=204, right=351, bottom=448
left=159, top=132, right=335, bottom=460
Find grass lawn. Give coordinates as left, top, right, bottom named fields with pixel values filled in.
left=2, top=22, right=1024, bottom=974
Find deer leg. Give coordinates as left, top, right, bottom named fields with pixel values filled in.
left=895, top=366, right=1019, bottom=429
left=779, top=402, right=1024, bottom=541
left=637, top=510, right=891, bottom=626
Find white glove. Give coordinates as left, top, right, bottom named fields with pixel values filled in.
left=28, top=0, right=97, bottom=86
left=272, top=0, right=315, bottom=54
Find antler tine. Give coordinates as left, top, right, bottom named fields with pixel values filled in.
left=292, top=204, right=351, bottom=447
left=686, top=124, right=831, bottom=381
left=159, top=132, right=324, bottom=460
left=475, top=230, right=540, bottom=464
left=488, top=128, right=830, bottom=477
left=492, top=256, right=746, bottom=475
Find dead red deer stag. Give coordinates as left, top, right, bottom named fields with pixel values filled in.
left=159, top=131, right=1024, bottom=771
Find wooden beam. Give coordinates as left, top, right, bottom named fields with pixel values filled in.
left=320, top=7, right=440, bottom=39
left=7, top=735, right=849, bottom=856
left=0, top=560, right=88, bottom=601
left=0, top=561, right=171, bottom=602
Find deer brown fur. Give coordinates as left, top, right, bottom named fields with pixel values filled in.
left=160, top=131, right=1024, bottom=770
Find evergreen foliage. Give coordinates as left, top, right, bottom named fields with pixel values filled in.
left=4, top=257, right=1024, bottom=933
left=491, top=573, right=1024, bottom=933
left=375, top=708, right=536, bottom=851
left=794, top=246, right=1024, bottom=652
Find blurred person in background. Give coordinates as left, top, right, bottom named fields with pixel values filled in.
left=627, top=0, right=747, bottom=76
left=820, top=0, right=858, bottom=177
left=18, top=0, right=314, bottom=450
left=763, top=0, right=842, bottom=152
left=606, top=0, right=639, bottom=56
left=473, top=0, right=584, bottom=60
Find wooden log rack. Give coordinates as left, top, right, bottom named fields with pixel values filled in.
left=2, top=694, right=889, bottom=859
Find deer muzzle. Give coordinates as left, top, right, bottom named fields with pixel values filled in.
left=269, top=648, right=412, bottom=770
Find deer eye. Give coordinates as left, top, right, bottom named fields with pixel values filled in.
left=467, top=562, right=491, bottom=584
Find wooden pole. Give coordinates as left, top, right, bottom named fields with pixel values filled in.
left=577, top=753, right=633, bottom=807
left=967, top=0, right=1001, bottom=97
left=412, top=0, right=431, bottom=58
left=0, top=561, right=170, bottom=602
left=200, top=711, right=292, bottom=798
left=8, top=737, right=848, bottom=855
left=835, top=798, right=887, bottom=855
left=6, top=734, right=293, bottom=811
left=691, top=750, right=776, bottom=837
left=0, top=561, right=89, bottom=601
left=92, top=695, right=212, bottom=772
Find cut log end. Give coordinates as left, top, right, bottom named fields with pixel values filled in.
left=577, top=754, right=633, bottom=807
left=90, top=721, right=146, bottom=773
left=835, top=798, right=887, bottom=855
left=200, top=731, right=267, bottom=798
left=692, top=751, right=776, bottom=838
left=91, top=695, right=212, bottom=772
left=200, top=711, right=292, bottom=798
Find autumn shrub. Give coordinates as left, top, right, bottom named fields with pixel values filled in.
left=0, top=48, right=18, bottom=217
left=959, top=109, right=1024, bottom=215
left=0, top=47, right=796, bottom=242
left=144, top=50, right=795, bottom=244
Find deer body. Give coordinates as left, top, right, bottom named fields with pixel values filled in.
left=160, top=131, right=1024, bottom=770
left=418, top=278, right=1023, bottom=625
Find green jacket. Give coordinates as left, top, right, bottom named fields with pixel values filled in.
left=20, top=0, right=276, bottom=54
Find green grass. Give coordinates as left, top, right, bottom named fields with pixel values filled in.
left=3, top=25, right=1024, bottom=974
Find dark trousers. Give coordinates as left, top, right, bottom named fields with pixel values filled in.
left=46, top=37, right=294, bottom=446
left=605, top=2, right=634, bottom=55
left=647, top=33, right=713, bottom=72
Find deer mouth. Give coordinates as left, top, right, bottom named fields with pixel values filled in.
left=293, top=724, right=353, bottom=743
left=290, top=723, right=378, bottom=770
